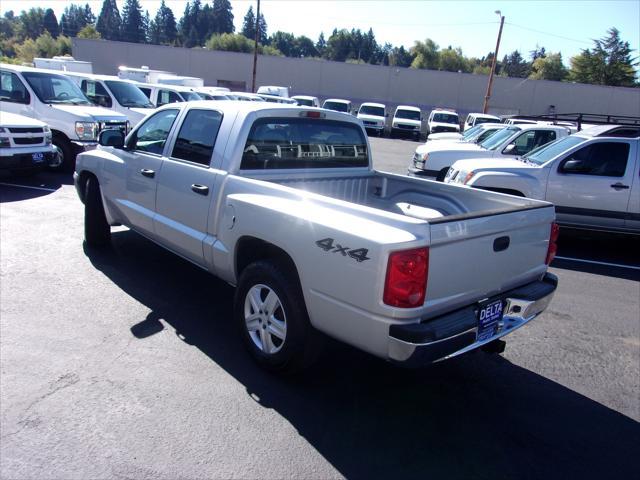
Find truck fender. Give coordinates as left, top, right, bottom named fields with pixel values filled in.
left=468, top=171, right=540, bottom=198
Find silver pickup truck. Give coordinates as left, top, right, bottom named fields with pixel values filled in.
left=74, top=102, right=558, bottom=372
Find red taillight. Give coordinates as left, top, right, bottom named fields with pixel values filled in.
left=383, top=247, right=429, bottom=308
left=545, top=222, right=560, bottom=265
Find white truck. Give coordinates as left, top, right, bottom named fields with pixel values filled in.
left=64, top=73, right=156, bottom=126
left=74, top=102, right=558, bottom=372
left=410, top=124, right=570, bottom=181
left=1, top=64, right=129, bottom=171
left=291, top=95, right=320, bottom=108
left=135, top=82, right=202, bottom=107
left=357, top=102, right=387, bottom=137
left=426, top=109, right=460, bottom=136
left=0, top=111, right=57, bottom=175
left=445, top=125, right=640, bottom=234
left=427, top=123, right=507, bottom=143
left=390, top=105, right=422, bottom=140
left=463, top=113, right=501, bottom=131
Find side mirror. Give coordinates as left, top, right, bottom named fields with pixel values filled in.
left=561, top=159, right=586, bottom=173
left=99, top=129, right=125, bottom=148
left=503, top=144, right=517, bottom=155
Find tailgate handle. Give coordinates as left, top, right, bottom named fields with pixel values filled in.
left=493, top=236, right=510, bottom=252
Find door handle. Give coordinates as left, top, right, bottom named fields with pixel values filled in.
left=191, top=184, right=209, bottom=195
left=140, top=168, right=155, bottom=178
left=610, top=183, right=629, bottom=190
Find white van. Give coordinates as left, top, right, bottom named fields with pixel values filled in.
left=427, top=109, right=460, bottom=136
left=357, top=102, right=386, bottom=137
left=291, top=95, right=320, bottom=107
left=0, top=63, right=128, bottom=171
left=256, top=85, right=289, bottom=98
left=390, top=105, right=422, bottom=140
left=463, top=113, right=501, bottom=131
left=65, top=72, right=156, bottom=126
left=134, top=82, right=202, bottom=107
left=322, top=98, right=353, bottom=114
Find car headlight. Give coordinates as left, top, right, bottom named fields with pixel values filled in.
left=462, top=171, right=476, bottom=184
left=0, top=136, right=10, bottom=147
left=75, top=121, right=98, bottom=140
left=421, top=153, right=429, bottom=162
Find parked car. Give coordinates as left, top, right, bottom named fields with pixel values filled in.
left=0, top=112, right=57, bottom=176
left=135, top=82, right=202, bottom=107
left=291, top=95, right=320, bottom=107
left=256, top=85, right=290, bottom=98
left=64, top=72, right=156, bottom=126
left=427, top=123, right=507, bottom=143
left=322, top=98, right=353, bottom=114
left=357, top=102, right=386, bottom=137
left=390, top=105, right=422, bottom=140
left=444, top=125, right=640, bottom=234
left=463, top=113, right=501, bottom=131
left=410, top=124, right=570, bottom=181
left=0, top=63, right=129, bottom=171
left=427, top=109, right=460, bottom=136
left=75, top=101, right=558, bottom=372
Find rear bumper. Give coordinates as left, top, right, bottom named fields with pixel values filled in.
left=388, top=273, right=558, bottom=367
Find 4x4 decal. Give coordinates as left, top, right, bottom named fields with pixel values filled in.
left=315, top=238, right=370, bottom=263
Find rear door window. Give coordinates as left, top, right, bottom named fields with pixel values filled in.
left=241, top=117, right=368, bottom=170
left=81, top=80, right=112, bottom=108
left=157, top=90, right=182, bottom=106
left=171, top=109, right=223, bottom=166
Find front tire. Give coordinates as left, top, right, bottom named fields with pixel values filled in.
left=436, top=167, right=450, bottom=182
left=51, top=135, right=74, bottom=172
left=84, top=176, right=111, bottom=247
left=235, top=260, right=321, bottom=373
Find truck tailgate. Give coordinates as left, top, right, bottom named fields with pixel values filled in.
left=424, top=204, right=554, bottom=318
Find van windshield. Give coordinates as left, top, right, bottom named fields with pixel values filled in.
left=182, top=91, right=202, bottom=101
left=323, top=101, right=349, bottom=112
left=359, top=105, right=384, bottom=117
left=295, top=98, right=314, bottom=106
left=475, top=117, right=501, bottom=125
left=105, top=80, right=154, bottom=108
left=432, top=113, right=458, bottom=124
left=395, top=109, right=420, bottom=120
left=22, top=72, right=92, bottom=105
left=241, top=118, right=368, bottom=170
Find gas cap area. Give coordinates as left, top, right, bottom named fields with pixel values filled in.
left=225, top=204, right=236, bottom=229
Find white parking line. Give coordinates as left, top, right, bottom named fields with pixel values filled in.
left=0, top=182, right=57, bottom=192
left=554, top=256, right=640, bottom=271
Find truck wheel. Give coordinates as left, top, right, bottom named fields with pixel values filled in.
left=84, top=176, right=111, bottom=247
left=51, top=136, right=74, bottom=172
left=235, top=260, right=322, bottom=373
left=436, top=168, right=449, bottom=182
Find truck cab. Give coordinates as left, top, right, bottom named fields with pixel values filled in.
left=0, top=63, right=129, bottom=171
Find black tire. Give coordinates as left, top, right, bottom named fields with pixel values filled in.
left=51, top=135, right=74, bottom=172
left=436, top=168, right=449, bottom=182
left=234, top=259, right=322, bottom=373
left=84, top=176, right=111, bottom=247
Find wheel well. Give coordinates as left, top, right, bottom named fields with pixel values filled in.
left=76, top=171, right=98, bottom=203
left=51, top=130, right=70, bottom=142
left=476, top=186, right=525, bottom=197
left=235, top=237, right=300, bottom=283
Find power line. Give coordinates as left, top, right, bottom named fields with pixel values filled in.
left=505, top=22, right=593, bottom=46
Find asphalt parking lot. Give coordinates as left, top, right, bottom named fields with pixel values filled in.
left=1, top=137, right=639, bottom=480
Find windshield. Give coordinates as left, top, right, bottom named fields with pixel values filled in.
left=105, top=80, right=154, bottom=108
left=183, top=91, right=202, bottom=101
left=323, top=101, right=348, bottom=112
left=359, top=105, right=385, bottom=117
left=295, top=98, right=314, bottom=106
left=524, top=135, right=586, bottom=165
left=241, top=118, right=368, bottom=170
left=432, top=113, right=458, bottom=124
left=475, top=117, right=501, bottom=125
left=22, top=72, right=92, bottom=105
left=479, top=126, right=520, bottom=150
left=395, top=109, right=420, bottom=121
left=461, top=125, right=483, bottom=139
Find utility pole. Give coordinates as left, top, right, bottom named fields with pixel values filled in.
left=482, top=11, right=504, bottom=114
left=251, top=0, right=260, bottom=93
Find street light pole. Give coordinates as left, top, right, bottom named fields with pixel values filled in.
left=482, top=11, right=505, bottom=114
left=251, top=0, right=260, bottom=93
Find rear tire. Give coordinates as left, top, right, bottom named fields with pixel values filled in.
left=84, top=176, right=111, bottom=247
left=235, top=259, right=322, bottom=374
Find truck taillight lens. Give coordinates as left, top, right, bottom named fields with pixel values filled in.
left=545, top=223, right=560, bottom=265
left=383, top=247, right=429, bottom=308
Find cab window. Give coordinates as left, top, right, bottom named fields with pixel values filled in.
left=505, top=130, right=556, bottom=155
left=0, top=71, right=30, bottom=104
left=560, top=142, right=630, bottom=177
left=171, top=109, right=223, bottom=166
left=81, top=80, right=112, bottom=108
left=129, top=109, right=179, bottom=155
left=157, top=90, right=182, bottom=107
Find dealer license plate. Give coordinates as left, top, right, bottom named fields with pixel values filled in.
left=32, top=152, right=44, bottom=163
left=477, top=299, right=503, bottom=342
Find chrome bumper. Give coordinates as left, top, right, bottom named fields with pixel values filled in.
left=388, top=273, right=558, bottom=366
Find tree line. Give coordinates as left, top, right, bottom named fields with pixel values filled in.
left=0, top=0, right=637, bottom=87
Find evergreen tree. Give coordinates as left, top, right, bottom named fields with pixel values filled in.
left=295, top=36, right=318, bottom=58
left=530, top=45, right=546, bottom=61
left=43, top=9, right=59, bottom=39
left=178, top=0, right=201, bottom=47
left=149, top=0, right=177, bottom=44
left=501, top=50, right=530, bottom=78
left=60, top=4, right=95, bottom=38
left=315, top=32, right=326, bottom=56
left=96, top=0, right=122, bottom=41
left=257, top=12, right=268, bottom=44
left=121, top=0, right=146, bottom=43
left=19, top=8, right=45, bottom=40
left=212, top=0, right=234, bottom=34
left=241, top=6, right=255, bottom=39
left=269, top=31, right=295, bottom=56
left=389, top=45, right=413, bottom=67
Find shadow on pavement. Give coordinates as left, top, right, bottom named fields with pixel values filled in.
left=84, top=230, right=639, bottom=480
left=0, top=171, right=73, bottom=203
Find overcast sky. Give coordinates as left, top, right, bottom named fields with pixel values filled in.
left=2, top=0, right=639, bottom=63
